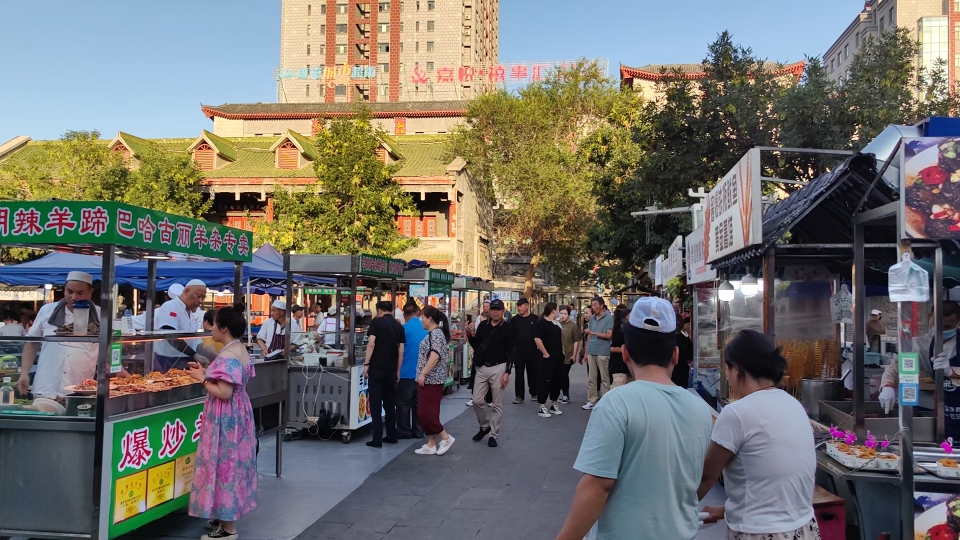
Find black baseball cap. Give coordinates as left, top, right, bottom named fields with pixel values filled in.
left=517, top=297, right=529, bottom=306
left=490, top=299, right=505, bottom=310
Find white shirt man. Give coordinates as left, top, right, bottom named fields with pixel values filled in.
left=154, top=279, right=208, bottom=372
left=132, top=283, right=184, bottom=331
left=318, top=305, right=345, bottom=347
left=18, top=272, right=101, bottom=398
left=258, top=299, right=297, bottom=358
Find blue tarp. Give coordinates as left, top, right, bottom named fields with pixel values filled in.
left=0, top=252, right=137, bottom=286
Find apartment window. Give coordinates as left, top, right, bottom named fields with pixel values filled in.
left=378, top=83, right=388, bottom=95
left=379, top=2, right=390, bottom=12
left=307, top=24, right=311, bottom=35
left=955, top=54, right=960, bottom=68
left=320, top=24, right=326, bottom=33
left=401, top=1, right=404, bottom=11
left=336, top=3, right=348, bottom=14
left=416, top=0, right=420, bottom=9
left=318, top=44, right=325, bottom=54
left=378, top=42, right=390, bottom=53
left=830, top=59, right=835, bottom=72
left=335, top=85, right=347, bottom=96
left=844, top=44, right=848, bottom=58
left=401, top=21, right=404, bottom=31
left=337, top=24, right=347, bottom=34
left=426, top=41, right=434, bottom=52
left=426, top=61, right=434, bottom=72
left=307, top=44, right=311, bottom=55
left=379, top=62, right=390, bottom=73
left=920, top=17, right=949, bottom=73
left=307, top=4, right=311, bottom=15
left=321, top=4, right=326, bottom=13
left=889, top=7, right=894, bottom=23
left=879, top=16, right=885, bottom=33
left=427, top=20, right=434, bottom=31
left=416, top=21, right=420, bottom=31
left=399, top=63, right=405, bottom=73
left=956, top=0, right=960, bottom=12
left=306, top=85, right=310, bottom=97
left=415, top=41, right=419, bottom=52
left=856, top=31, right=860, bottom=47
left=336, top=44, right=348, bottom=54
left=428, top=0, right=435, bottom=9
left=400, top=42, right=404, bottom=52
left=379, top=22, right=390, bottom=32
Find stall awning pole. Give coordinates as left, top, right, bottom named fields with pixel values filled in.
left=91, top=245, right=116, bottom=538
left=762, top=249, right=775, bottom=339
left=145, top=258, right=157, bottom=373
left=234, top=261, right=243, bottom=302
left=246, top=278, right=252, bottom=347
left=935, top=246, right=945, bottom=441
left=853, top=221, right=866, bottom=432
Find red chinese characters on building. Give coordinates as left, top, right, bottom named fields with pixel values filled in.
left=12, top=208, right=43, bottom=236
left=45, top=206, right=78, bottom=236
left=436, top=67, right=455, bottom=83
left=116, top=209, right=136, bottom=239
left=157, top=218, right=175, bottom=245
left=410, top=66, right=429, bottom=85
left=118, top=426, right=154, bottom=472
left=223, top=230, right=237, bottom=254
left=192, top=412, right=203, bottom=442
left=237, top=233, right=250, bottom=256
left=80, top=206, right=109, bottom=237
left=209, top=229, right=223, bottom=252
left=458, top=66, right=475, bottom=83
left=488, top=65, right=506, bottom=83
left=175, top=222, right=192, bottom=249
left=158, top=418, right=187, bottom=459
left=509, top=65, right=529, bottom=82
left=193, top=225, right=209, bottom=249
left=137, top=215, right=157, bottom=242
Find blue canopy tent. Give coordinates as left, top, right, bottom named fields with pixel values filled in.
left=0, top=252, right=137, bottom=286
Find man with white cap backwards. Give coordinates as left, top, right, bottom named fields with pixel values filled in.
left=154, top=279, right=213, bottom=373
left=257, top=299, right=300, bottom=359
left=17, top=271, right=103, bottom=397
left=131, top=283, right=185, bottom=331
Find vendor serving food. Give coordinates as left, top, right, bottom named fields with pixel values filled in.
left=257, top=299, right=299, bottom=358
left=17, top=272, right=103, bottom=398
left=154, top=279, right=213, bottom=373
left=881, top=301, right=960, bottom=438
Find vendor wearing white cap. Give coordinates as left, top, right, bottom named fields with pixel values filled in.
left=867, top=309, right=885, bottom=353
left=318, top=304, right=345, bottom=347
left=257, top=299, right=299, bottom=358
left=132, top=283, right=184, bottom=331
left=154, top=279, right=212, bottom=372
left=17, top=271, right=101, bottom=398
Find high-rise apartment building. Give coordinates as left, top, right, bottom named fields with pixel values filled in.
left=278, top=0, right=499, bottom=103
left=823, top=0, right=948, bottom=82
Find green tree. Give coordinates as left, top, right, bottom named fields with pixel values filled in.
left=256, top=111, right=418, bottom=256
left=449, top=61, right=616, bottom=296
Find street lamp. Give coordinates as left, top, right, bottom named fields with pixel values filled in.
left=718, top=280, right=735, bottom=302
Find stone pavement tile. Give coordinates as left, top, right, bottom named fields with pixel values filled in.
left=340, top=518, right=398, bottom=534
left=521, top=511, right=570, bottom=540
left=295, top=522, right=351, bottom=540
left=453, top=486, right=504, bottom=509
left=380, top=525, right=436, bottom=539
left=441, top=508, right=491, bottom=524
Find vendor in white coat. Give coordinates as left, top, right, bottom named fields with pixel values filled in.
left=132, top=283, right=184, bottom=331
left=153, top=279, right=212, bottom=372
left=880, top=301, right=960, bottom=439
left=17, top=272, right=101, bottom=398
left=257, top=299, right=300, bottom=358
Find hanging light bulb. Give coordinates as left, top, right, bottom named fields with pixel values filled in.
left=740, top=274, right=759, bottom=297
left=718, top=280, right=735, bottom=302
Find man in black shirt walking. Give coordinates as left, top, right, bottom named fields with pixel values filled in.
left=364, top=300, right=406, bottom=448
left=467, top=298, right=514, bottom=447
left=510, top=297, right=539, bottom=404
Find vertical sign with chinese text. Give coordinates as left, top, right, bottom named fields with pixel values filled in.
left=703, top=149, right=762, bottom=264
left=662, top=236, right=684, bottom=282
left=104, top=402, right=204, bottom=538
left=686, top=225, right=717, bottom=284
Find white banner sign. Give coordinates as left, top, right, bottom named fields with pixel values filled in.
left=0, top=288, right=44, bottom=301
left=704, top=148, right=763, bottom=263
left=662, top=236, right=684, bottom=282
left=654, top=255, right=664, bottom=287
left=686, top=225, right=717, bottom=284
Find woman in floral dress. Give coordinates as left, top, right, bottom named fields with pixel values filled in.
left=187, top=307, right=257, bottom=540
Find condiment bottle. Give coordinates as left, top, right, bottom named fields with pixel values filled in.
left=1, top=377, right=14, bottom=404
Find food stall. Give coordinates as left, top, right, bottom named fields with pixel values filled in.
left=399, top=268, right=458, bottom=391
left=0, top=201, right=257, bottom=540
left=283, top=253, right=404, bottom=443
left=685, top=224, right=720, bottom=405
left=452, top=276, right=493, bottom=384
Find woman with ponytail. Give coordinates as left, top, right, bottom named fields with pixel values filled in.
left=414, top=306, right=456, bottom=456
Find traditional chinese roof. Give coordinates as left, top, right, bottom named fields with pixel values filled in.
left=393, top=135, right=453, bottom=178
left=620, top=60, right=806, bottom=82
left=110, top=131, right=156, bottom=157
left=187, top=130, right=238, bottom=162
left=270, top=129, right=320, bottom=162
left=201, top=101, right=470, bottom=120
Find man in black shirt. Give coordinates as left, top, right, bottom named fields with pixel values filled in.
left=510, top=297, right=539, bottom=404
left=673, top=313, right=693, bottom=388
left=467, top=298, right=515, bottom=447
left=364, top=300, right=406, bottom=448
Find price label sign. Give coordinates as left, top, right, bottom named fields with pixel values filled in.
left=110, top=342, right=123, bottom=374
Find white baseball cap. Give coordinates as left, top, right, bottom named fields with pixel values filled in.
left=66, top=271, right=93, bottom=285
left=272, top=299, right=286, bottom=311
left=628, top=297, right=677, bottom=333
left=870, top=309, right=882, bottom=316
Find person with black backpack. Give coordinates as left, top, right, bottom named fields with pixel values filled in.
left=467, top=299, right=515, bottom=447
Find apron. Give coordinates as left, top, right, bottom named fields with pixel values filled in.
left=268, top=321, right=288, bottom=357
left=930, top=340, right=960, bottom=440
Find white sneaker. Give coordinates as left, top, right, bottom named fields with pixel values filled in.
left=437, top=436, right=456, bottom=455
left=582, top=402, right=594, bottom=410
left=538, top=405, right=552, bottom=418
left=549, top=404, right=562, bottom=415
left=466, top=399, right=474, bottom=406
left=415, top=444, right=437, bottom=455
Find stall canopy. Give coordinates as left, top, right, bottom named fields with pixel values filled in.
left=712, top=153, right=895, bottom=269
left=0, top=252, right=137, bottom=285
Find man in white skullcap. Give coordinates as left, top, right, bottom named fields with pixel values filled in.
left=257, top=299, right=298, bottom=358
left=154, top=279, right=212, bottom=372
left=18, top=271, right=101, bottom=397
left=131, top=283, right=184, bottom=332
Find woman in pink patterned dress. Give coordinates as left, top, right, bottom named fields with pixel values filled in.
left=187, top=307, right=257, bottom=540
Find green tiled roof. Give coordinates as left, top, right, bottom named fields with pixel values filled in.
left=201, top=130, right=238, bottom=162
left=116, top=132, right=156, bottom=158
left=285, top=130, right=319, bottom=161
left=393, top=135, right=452, bottom=177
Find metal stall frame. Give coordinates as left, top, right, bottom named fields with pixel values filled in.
left=283, top=254, right=404, bottom=444
left=0, top=201, right=253, bottom=540
left=452, top=276, right=494, bottom=383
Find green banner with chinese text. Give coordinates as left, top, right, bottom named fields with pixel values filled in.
left=358, top=253, right=405, bottom=278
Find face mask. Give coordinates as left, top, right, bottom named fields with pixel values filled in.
left=945, top=328, right=958, bottom=340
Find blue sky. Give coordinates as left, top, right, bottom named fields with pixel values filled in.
left=0, top=0, right=857, bottom=143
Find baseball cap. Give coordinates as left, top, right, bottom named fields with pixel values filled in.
left=870, top=309, right=882, bottom=316
left=490, top=299, right=505, bottom=310
left=272, top=299, right=286, bottom=311
left=628, top=297, right=677, bottom=333
left=517, top=297, right=529, bottom=306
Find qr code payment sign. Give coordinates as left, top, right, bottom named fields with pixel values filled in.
left=903, top=386, right=917, bottom=402
left=902, top=356, right=917, bottom=372
left=899, top=353, right=921, bottom=375
left=901, top=383, right=919, bottom=406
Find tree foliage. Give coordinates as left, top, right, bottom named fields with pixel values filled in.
left=255, top=111, right=418, bottom=257
left=448, top=61, right=617, bottom=295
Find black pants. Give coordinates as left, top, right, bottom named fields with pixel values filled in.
left=368, top=370, right=398, bottom=443
left=537, top=358, right=564, bottom=404
left=514, top=355, right=538, bottom=400
left=396, top=378, right=423, bottom=438
left=560, top=363, right=573, bottom=398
